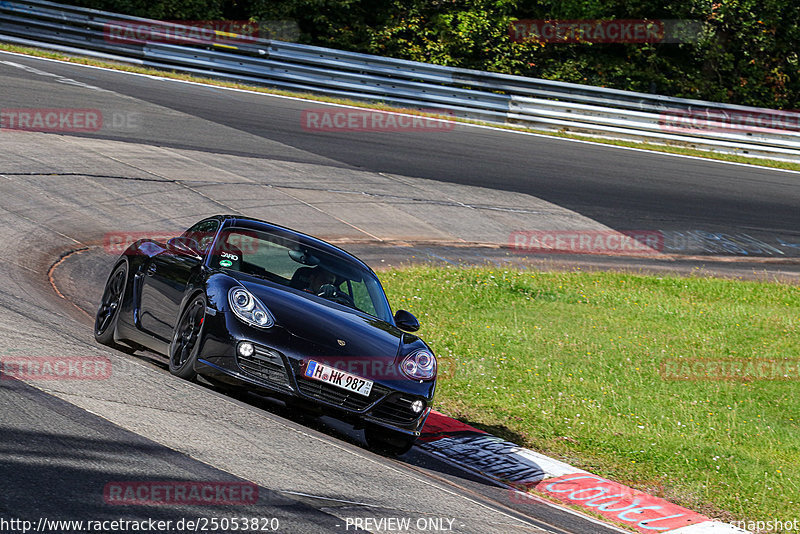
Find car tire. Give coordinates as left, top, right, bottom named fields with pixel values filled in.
left=169, top=294, right=206, bottom=380
left=364, top=424, right=416, bottom=456
left=94, top=262, right=134, bottom=352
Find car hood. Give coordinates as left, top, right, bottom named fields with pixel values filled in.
left=239, top=279, right=405, bottom=360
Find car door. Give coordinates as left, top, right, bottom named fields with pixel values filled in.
left=139, top=219, right=219, bottom=341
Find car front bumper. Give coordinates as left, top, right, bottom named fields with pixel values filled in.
left=194, top=310, right=434, bottom=436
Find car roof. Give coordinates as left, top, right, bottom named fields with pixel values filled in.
left=214, top=215, right=376, bottom=274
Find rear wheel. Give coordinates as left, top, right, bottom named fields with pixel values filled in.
left=94, top=262, right=133, bottom=352
left=364, top=424, right=416, bottom=456
left=169, top=295, right=206, bottom=380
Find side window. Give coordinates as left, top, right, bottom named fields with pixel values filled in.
left=349, top=278, right=378, bottom=317
left=182, top=219, right=220, bottom=253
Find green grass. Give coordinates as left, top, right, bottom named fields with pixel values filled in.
left=383, top=266, right=799, bottom=523
left=2, top=42, right=800, bottom=174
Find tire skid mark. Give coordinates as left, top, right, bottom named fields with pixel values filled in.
left=47, top=247, right=92, bottom=318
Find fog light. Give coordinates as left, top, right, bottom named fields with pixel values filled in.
left=411, top=400, right=425, bottom=414
left=238, top=342, right=255, bottom=357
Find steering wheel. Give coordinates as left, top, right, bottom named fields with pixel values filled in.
left=317, top=284, right=355, bottom=307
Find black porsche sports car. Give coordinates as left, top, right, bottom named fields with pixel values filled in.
left=94, top=215, right=436, bottom=454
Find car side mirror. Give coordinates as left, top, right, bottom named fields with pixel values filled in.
left=167, top=237, right=203, bottom=260
left=394, top=309, right=420, bottom=332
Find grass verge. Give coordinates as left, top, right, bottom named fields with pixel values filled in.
left=383, top=266, right=799, bottom=522
left=1, top=42, right=800, bottom=173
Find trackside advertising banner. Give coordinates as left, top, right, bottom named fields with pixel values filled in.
left=535, top=474, right=710, bottom=533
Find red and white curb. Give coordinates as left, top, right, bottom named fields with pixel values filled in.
left=419, top=411, right=750, bottom=534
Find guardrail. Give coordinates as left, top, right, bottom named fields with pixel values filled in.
left=2, top=0, right=800, bottom=161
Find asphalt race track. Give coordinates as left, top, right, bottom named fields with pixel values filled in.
left=3, top=52, right=800, bottom=240
left=1, top=50, right=798, bottom=533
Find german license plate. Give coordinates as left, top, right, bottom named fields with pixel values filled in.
left=304, top=360, right=373, bottom=397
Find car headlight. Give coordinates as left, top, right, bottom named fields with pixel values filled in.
left=228, top=286, right=275, bottom=328
left=400, top=349, right=437, bottom=380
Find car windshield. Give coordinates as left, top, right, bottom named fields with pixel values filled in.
left=209, top=227, right=393, bottom=323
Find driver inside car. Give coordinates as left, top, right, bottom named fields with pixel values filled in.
left=306, top=267, right=337, bottom=296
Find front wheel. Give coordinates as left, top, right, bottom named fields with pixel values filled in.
left=94, top=262, right=130, bottom=351
left=364, top=424, right=416, bottom=456
left=169, top=295, right=206, bottom=380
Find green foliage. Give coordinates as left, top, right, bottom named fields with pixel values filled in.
left=384, top=266, right=800, bottom=520
left=59, top=0, right=800, bottom=108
